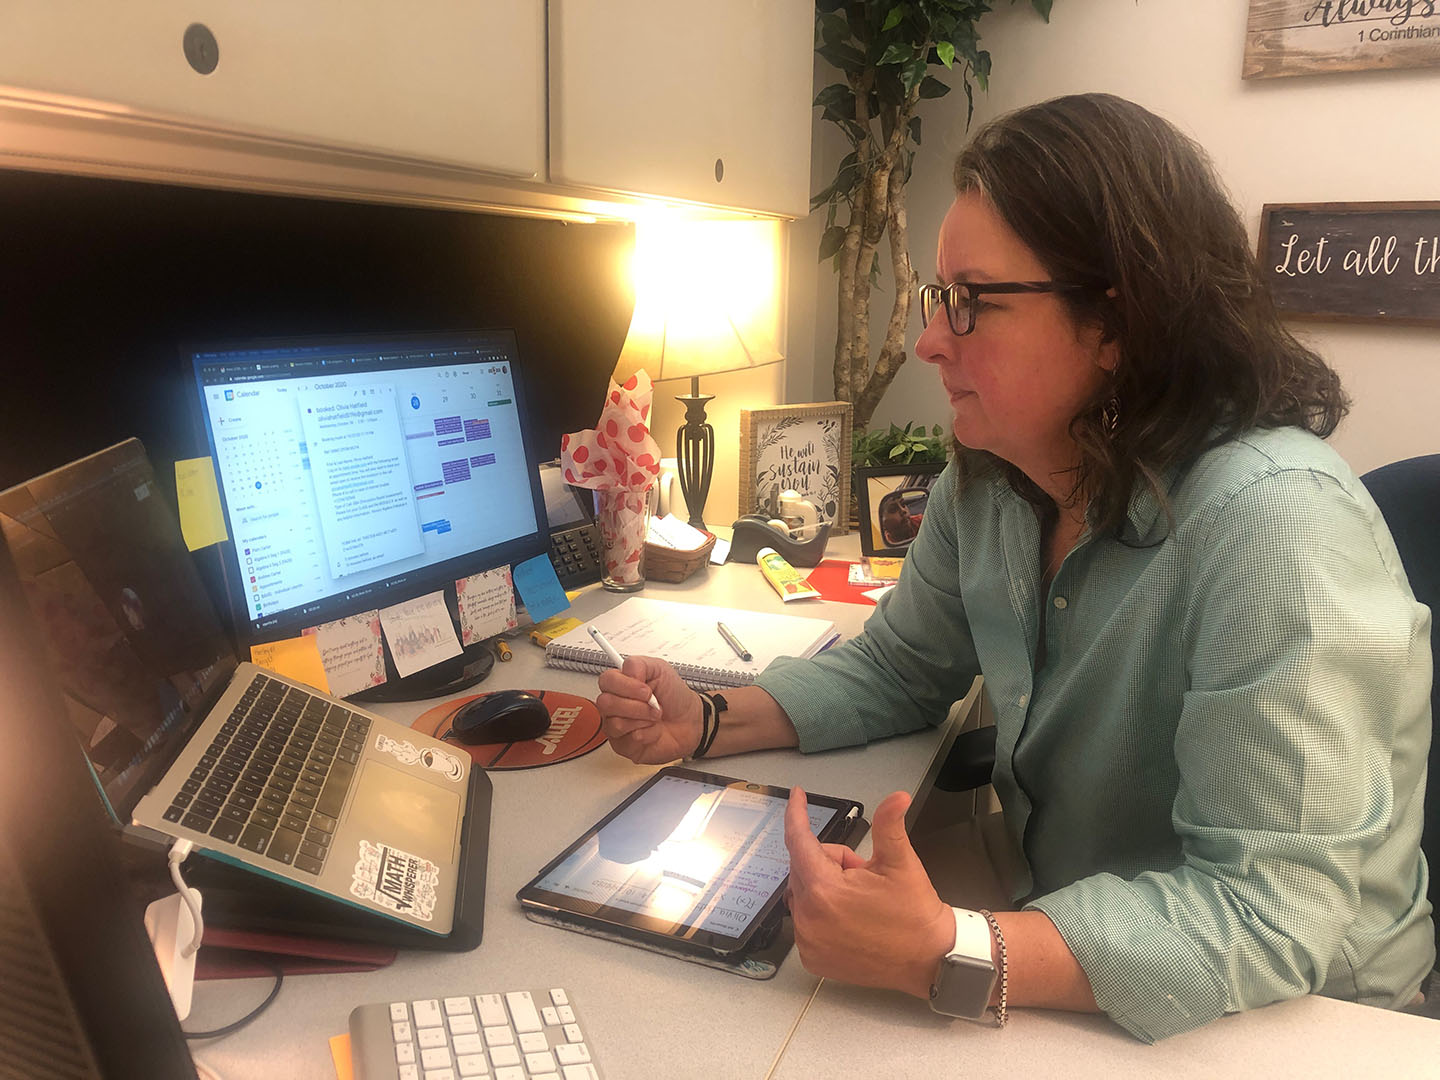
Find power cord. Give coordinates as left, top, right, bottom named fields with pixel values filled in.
left=167, top=838, right=204, bottom=958
left=183, top=961, right=285, bottom=1041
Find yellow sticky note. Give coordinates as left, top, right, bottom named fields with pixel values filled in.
left=250, top=634, right=331, bottom=694
left=328, top=1033, right=354, bottom=1080
left=530, top=614, right=583, bottom=648
left=174, top=457, right=228, bottom=551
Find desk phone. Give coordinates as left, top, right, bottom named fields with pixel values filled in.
left=539, top=460, right=604, bottom=588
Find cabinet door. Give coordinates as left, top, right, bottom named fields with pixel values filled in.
left=0, top=2, right=544, bottom=178
left=549, top=0, right=814, bottom=218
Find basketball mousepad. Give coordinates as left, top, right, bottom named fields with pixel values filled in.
left=410, top=689, right=606, bottom=770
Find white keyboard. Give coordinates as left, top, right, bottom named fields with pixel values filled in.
left=349, top=987, right=601, bottom=1080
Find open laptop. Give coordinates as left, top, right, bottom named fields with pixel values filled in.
left=0, top=438, right=490, bottom=947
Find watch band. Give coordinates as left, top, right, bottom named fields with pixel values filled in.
left=928, top=906, right=998, bottom=1020
left=948, top=907, right=992, bottom=961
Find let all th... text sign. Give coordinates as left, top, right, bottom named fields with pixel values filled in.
left=1245, top=1, right=1440, bottom=79
left=1258, top=203, right=1440, bottom=326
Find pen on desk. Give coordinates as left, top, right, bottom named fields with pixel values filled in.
left=716, top=621, right=752, bottom=662
left=588, top=625, right=662, bottom=712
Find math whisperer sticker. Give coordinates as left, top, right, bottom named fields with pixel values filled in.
left=350, top=840, right=439, bottom=922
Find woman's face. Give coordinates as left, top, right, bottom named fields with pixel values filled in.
left=916, top=191, right=1116, bottom=488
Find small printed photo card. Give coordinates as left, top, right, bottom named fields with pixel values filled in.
left=456, top=566, right=518, bottom=645
left=378, top=590, right=463, bottom=678
left=303, top=610, right=386, bottom=698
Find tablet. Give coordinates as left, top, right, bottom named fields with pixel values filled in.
left=517, top=766, right=863, bottom=957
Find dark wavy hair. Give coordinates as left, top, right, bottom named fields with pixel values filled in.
left=951, top=93, right=1348, bottom=536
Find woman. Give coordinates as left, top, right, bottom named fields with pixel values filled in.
left=596, top=94, right=1433, bottom=1042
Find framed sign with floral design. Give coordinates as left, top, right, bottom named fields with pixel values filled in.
left=738, top=401, right=852, bottom=534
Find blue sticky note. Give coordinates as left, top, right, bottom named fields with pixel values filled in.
left=513, top=554, right=570, bottom=624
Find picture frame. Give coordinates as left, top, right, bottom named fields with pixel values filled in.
left=738, top=401, right=853, bottom=534
left=855, top=462, right=945, bottom=557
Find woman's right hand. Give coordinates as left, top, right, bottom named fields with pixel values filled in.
left=596, top=655, right=704, bottom=764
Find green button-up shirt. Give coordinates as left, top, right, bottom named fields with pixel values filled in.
left=756, top=426, right=1433, bottom=1042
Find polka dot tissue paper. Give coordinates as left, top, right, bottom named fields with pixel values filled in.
left=560, top=371, right=662, bottom=587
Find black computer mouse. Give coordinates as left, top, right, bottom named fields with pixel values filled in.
left=447, top=689, right=551, bottom=745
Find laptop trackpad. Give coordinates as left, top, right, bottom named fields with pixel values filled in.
left=344, top=760, right=461, bottom=866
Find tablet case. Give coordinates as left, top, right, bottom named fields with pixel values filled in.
left=522, top=814, right=870, bottom=980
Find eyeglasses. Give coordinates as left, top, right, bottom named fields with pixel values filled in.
left=918, top=280, right=1103, bottom=336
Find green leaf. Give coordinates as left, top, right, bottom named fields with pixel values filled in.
left=809, top=183, right=836, bottom=211
left=819, top=225, right=847, bottom=261
left=1030, top=0, right=1054, bottom=22
left=815, top=0, right=847, bottom=14
left=819, top=11, right=851, bottom=45
left=889, top=444, right=908, bottom=459
left=937, top=40, right=956, bottom=68
left=877, top=41, right=913, bottom=66
left=918, top=75, right=951, bottom=99
left=818, top=41, right=867, bottom=72
left=901, top=55, right=928, bottom=94
left=908, top=115, right=922, bottom=146
left=813, top=82, right=852, bottom=108
left=932, top=424, right=943, bottom=437
left=881, top=4, right=906, bottom=32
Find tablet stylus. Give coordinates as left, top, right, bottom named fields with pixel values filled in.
left=589, top=626, right=662, bottom=712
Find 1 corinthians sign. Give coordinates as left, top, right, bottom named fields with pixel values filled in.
left=1245, top=0, right=1440, bottom=78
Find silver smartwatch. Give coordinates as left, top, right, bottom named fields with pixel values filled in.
left=928, top=907, right=997, bottom=1019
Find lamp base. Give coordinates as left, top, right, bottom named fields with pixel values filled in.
left=675, top=389, right=715, bottom=530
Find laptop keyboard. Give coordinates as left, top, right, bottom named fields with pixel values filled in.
left=160, top=673, right=369, bottom=875
left=350, top=987, right=600, bottom=1080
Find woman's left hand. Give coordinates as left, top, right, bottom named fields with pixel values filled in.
left=783, top=787, right=956, bottom=998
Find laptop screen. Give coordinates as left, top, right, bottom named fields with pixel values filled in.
left=187, top=329, right=547, bottom=643
left=0, top=440, right=237, bottom=819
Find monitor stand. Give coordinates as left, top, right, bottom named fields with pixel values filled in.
left=350, top=640, right=496, bottom=704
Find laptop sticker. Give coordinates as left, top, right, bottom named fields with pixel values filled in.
left=373, top=733, right=464, bottom=782
left=350, top=840, right=439, bottom=922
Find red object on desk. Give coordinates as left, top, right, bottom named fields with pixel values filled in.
left=804, top=560, right=881, bottom=606
left=195, top=927, right=397, bottom=980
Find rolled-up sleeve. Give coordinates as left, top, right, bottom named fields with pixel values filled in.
left=756, top=466, right=983, bottom=751
left=1028, top=466, right=1432, bottom=1042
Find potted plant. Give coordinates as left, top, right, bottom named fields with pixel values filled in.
left=849, top=420, right=949, bottom=526
left=812, top=0, right=1054, bottom=431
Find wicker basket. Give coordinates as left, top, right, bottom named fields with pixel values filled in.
left=644, top=533, right=716, bottom=583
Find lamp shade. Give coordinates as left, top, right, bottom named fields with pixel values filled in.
left=612, top=292, right=782, bottom=388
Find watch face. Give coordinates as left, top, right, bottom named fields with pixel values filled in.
left=930, top=953, right=996, bottom=1019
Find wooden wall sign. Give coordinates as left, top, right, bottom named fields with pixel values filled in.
left=1258, top=202, right=1440, bottom=325
left=1244, top=1, right=1440, bottom=79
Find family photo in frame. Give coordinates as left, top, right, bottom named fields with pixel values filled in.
left=855, top=461, right=945, bottom=557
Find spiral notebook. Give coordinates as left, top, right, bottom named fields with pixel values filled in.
left=545, top=598, right=840, bottom=690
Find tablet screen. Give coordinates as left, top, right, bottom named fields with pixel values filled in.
left=523, top=770, right=853, bottom=951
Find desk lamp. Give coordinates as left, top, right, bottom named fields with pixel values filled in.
left=613, top=294, right=781, bottom=529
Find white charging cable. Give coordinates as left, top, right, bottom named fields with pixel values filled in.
left=167, top=838, right=205, bottom=959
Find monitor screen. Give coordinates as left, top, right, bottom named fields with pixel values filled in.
left=189, top=330, right=549, bottom=645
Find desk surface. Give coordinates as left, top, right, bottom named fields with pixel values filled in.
left=184, top=540, right=1438, bottom=1078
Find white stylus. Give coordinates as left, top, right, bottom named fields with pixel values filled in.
left=589, top=625, right=662, bottom=712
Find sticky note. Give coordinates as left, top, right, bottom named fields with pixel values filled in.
left=304, top=611, right=386, bottom=698
left=513, top=553, right=570, bottom=624
left=328, top=1033, right=354, bottom=1080
left=456, top=567, right=518, bottom=645
left=250, top=634, right=331, bottom=693
left=378, top=590, right=462, bottom=679
left=174, top=457, right=228, bottom=551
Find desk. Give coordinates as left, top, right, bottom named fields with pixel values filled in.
left=183, top=541, right=1438, bottom=1079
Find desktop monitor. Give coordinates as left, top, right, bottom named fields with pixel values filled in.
left=187, top=329, right=550, bottom=700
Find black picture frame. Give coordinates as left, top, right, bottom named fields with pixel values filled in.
left=855, top=462, right=945, bottom=557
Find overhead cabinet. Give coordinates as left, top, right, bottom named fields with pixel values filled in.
left=0, top=1, right=815, bottom=219
left=548, top=0, right=814, bottom=218
left=0, top=2, right=546, bottom=179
